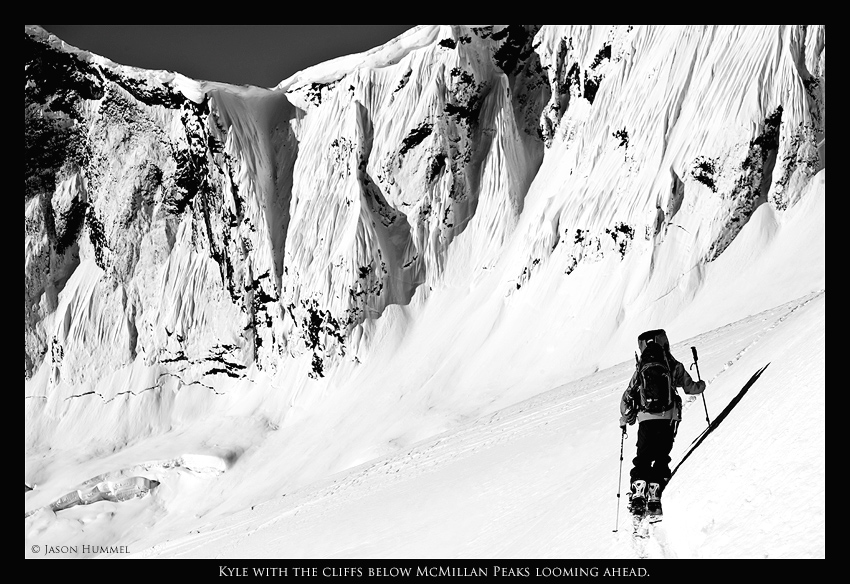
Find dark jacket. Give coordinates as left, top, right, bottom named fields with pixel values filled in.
left=620, top=355, right=705, bottom=426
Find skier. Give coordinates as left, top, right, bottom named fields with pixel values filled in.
left=619, top=329, right=706, bottom=517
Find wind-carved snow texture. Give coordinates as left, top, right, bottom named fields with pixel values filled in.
left=25, top=25, right=824, bottom=556
left=24, top=454, right=227, bottom=518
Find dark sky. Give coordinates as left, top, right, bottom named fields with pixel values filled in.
left=39, top=25, right=417, bottom=88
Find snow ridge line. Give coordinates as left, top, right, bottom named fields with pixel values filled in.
left=26, top=370, right=230, bottom=405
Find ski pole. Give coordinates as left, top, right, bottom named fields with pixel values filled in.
left=613, top=427, right=626, bottom=532
left=690, top=346, right=711, bottom=428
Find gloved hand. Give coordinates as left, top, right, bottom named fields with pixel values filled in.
left=697, top=380, right=707, bottom=393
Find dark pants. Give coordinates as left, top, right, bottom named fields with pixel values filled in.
left=630, top=419, right=678, bottom=493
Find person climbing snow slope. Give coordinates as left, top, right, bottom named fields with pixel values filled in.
left=619, top=329, right=706, bottom=517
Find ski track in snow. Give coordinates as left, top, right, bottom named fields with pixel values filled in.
left=628, top=519, right=674, bottom=560
left=650, top=522, right=675, bottom=559
left=126, top=291, right=820, bottom=559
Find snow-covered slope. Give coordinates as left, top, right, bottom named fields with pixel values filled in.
left=125, top=290, right=825, bottom=559
left=25, top=25, right=824, bottom=558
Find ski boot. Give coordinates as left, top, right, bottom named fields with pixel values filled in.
left=628, top=480, right=647, bottom=516
left=647, top=482, right=663, bottom=518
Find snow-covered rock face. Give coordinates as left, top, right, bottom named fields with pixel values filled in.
left=25, top=25, right=824, bottom=476
left=24, top=25, right=552, bottom=390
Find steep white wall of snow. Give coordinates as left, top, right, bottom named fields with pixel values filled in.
left=25, top=25, right=824, bottom=500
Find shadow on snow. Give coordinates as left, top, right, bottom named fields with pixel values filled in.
left=670, top=363, right=771, bottom=480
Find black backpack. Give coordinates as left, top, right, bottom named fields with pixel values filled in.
left=634, top=330, right=674, bottom=414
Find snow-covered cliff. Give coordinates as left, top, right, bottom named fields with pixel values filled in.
left=25, top=24, right=824, bottom=524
